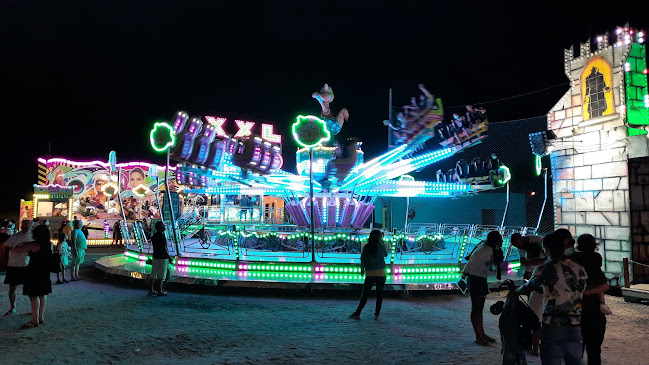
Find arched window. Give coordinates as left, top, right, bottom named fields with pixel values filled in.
left=581, top=56, right=614, bottom=120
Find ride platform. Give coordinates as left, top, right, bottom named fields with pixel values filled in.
left=94, top=224, right=526, bottom=292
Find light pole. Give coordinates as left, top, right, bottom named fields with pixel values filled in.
left=291, top=115, right=331, bottom=264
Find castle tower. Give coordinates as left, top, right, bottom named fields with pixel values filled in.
left=545, top=25, right=648, bottom=285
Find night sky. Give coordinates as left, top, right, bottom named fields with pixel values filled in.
left=1, top=1, right=648, bottom=215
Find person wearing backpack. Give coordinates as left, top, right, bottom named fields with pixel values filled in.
left=9, top=225, right=52, bottom=328
left=462, top=230, right=503, bottom=346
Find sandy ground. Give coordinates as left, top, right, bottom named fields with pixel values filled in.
left=0, top=249, right=647, bottom=365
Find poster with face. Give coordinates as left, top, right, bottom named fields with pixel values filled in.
left=44, top=160, right=173, bottom=221
left=19, top=200, right=33, bottom=222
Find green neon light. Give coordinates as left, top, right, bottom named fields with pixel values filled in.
left=625, top=43, right=649, bottom=136
left=497, top=165, right=512, bottom=185
left=150, top=122, right=176, bottom=152
left=535, top=155, right=542, bottom=176
left=291, top=115, right=331, bottom=148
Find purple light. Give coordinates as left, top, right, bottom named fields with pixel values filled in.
left=38, top=157, right=176, bottom=171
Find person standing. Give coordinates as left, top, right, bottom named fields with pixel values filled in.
left=55, top=233, right=71, bottom=284
left=3, top=220, right=33, bottom=316
left=149, top=221, right=173, bottom=296
left=573, top=234, right=611, bottom=365
left=462, top=230, right=503, bottom=346
left=62, top=220, right=72, bottom=239
left=349, top=230, right=388, bottom=320
left=10, top=225, right=53, bottom=328
left=71, top=220, right=87, bottom=280
left=239, top=195, right=250, bottom=221
left=112, top=220, right=123, bottom=246
left=517, top=233, right=591, bottom=365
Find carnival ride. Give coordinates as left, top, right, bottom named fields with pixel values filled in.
left=95, top=84, right=527, bottom=291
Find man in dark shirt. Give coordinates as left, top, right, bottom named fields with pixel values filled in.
left=149, top=221, right=173, bottom=296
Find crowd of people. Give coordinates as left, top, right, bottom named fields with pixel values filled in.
left=350, top=227, right=612, bottom=365
left=0, top=217, right=91, bottom=328
left=459, top=228, right=612, bottom=365
left=0, top=219, right=617, bottom=364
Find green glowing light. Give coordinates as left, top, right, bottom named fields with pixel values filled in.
left=150, top=122, right=176, bottom=152
left=291, top=115, right=331, bottom=148
left=497, top=165, right=512, bottom=185
left=535, top=155, right=542, bottom=176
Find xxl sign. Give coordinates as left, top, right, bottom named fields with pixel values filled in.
left=204, top=116, right=282, bottom=144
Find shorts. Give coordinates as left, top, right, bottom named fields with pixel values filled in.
left=74, top=249, right=86, bottom=265
left=3, top=266, right=29, bottom=286
left=467, top=274, right=489, bottom=298
left=323, top=117, right=342, bottom=135
left=151, top=259, right=168, bottom=280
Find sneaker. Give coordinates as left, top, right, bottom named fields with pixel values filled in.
left=349, top=312, right=361, bottom=319
left=600, top=303, right=613, bottom=315
left=56, top=280, right=63, bottom=284
left=374, top=314, right=380, bottom=321
left=4, top=309, right=16, bottom=316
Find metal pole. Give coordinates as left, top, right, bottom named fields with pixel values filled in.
left=154, top=175, right=162, bottom=221
left=499, top=182, right=510, bottom=230
left=404, top=196, right=410, bottom=231
left=387, top=88, right=393, bottom=148
left=164, top=148, right=181, bottom=256
left=310, top=147, right=315, bottom=263
left=117, top=167, right=127, bottom=222
left=534, top=168, right=549, bottom=233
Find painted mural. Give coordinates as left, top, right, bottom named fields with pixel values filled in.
left=42, top=159, right=176, bottom=221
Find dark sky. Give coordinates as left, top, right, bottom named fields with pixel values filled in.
left=1, top=1, right=648, bottom=215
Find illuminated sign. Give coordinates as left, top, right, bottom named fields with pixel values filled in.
left=132, top=184, right=151, bottom=198
left=234, top=120, right=255, bottom=138
left=204, top=116, right=228, bottom=137
left=292, top=115, right=331, bottom=148
left=202, top=116, right=282, bottom=144
left=102, top=182, right=119, bottom=198
left=150, top=122, right=176, bottom=152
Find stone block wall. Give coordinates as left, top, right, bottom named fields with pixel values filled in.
left=629, top=157, right=649, bottom=283
left=546, top=40, right=634, bottom=283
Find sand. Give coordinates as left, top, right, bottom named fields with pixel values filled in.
left=0, top=248, right=647, bottom=365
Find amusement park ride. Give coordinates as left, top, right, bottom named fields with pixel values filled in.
left=93, top=84, right=524, bottom=290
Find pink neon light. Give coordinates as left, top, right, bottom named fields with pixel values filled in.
left=261, top=124, right=282, bottom=144
left=234, top=120, right=255, bottom=138
left=38, top=157, right=177, bottom=171
left=204, top=116, right=228, bottom=137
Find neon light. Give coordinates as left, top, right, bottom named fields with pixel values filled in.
left=291, top=115, right=331, bottom=149
left=132, top=184, right=150, bottom=197
left=234, top=120, right=255, bottom=138
left=102, top=182, right=119, bottom=198
left=497, top=165, right=512, bottom=185
left=261, top=124, right=282, bottom=144
left=204, top=116, right=228, bottom=137
left=535, top=155, right=542, bottom=176
left=38, top=158, right=176, bottom=171
left=150, top=122, right=176, bottom=152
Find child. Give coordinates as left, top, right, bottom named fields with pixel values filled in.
left=56, top=233, right=71, bottom=284
left=574, top=234, right=612, bottom=315
left=523, top=241, right=546, bottom=356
